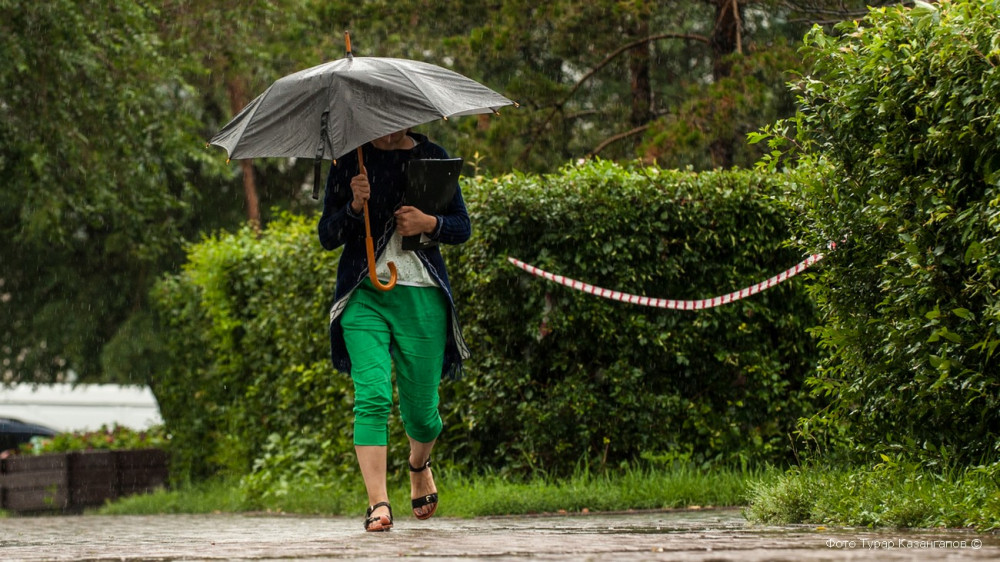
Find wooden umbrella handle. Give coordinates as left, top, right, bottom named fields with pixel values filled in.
left=346, top=33, right=394, bottom=291
left=358, top=147, right=397, bottom=291
left=364, top=201, right=398, bottom=291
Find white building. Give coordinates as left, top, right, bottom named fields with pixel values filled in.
left=0, top=384, right=163, bottom=433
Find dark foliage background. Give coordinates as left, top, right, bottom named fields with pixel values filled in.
left=151, top=163, right=822, bottom=486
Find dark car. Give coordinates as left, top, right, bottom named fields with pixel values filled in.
left=0, top=417, right=59, bottom=452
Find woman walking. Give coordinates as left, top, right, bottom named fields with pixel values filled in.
left=318, top=129, right=471, bottom=532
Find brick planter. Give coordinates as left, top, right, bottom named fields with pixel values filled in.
left=0, top=449, right=167, bottom=513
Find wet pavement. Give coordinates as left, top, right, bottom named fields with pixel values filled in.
left=1, top=508, right=998, bottom=561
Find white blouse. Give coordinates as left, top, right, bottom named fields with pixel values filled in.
left=375, top=230, right=438, bottom=287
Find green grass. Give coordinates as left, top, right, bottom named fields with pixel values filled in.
left=744, top=463, right=1000, bottom=531
left=92, top=458, right=1000, bottom=531
left=96, top=477, right=249, bottom=515
left=95, top=463, right=755, bottom=517
left=432, top=463, right=749, bottom=516
left=24, top=461, right=1000, bottom=532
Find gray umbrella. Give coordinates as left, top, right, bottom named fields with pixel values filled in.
left=211, top=56, right=514, bottom=161
left=209, top=36, right=516, bottom=196
left=210, top=32, right=516, bottom=291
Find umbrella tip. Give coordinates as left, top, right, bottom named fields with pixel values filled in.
left=344, top=30, right=353, bottom=58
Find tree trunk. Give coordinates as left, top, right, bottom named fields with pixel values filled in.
left=226, top=77, right=261, bottom=232
left=629, top=18, right=653, bottom=128
left=710, top=0, right=742, bottom=80
left=238, top=160, right=260, bottom=231
left=709, top=0, right=743, bottom=167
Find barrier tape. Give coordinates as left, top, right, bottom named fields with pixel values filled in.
left=507, top=253, right=824, bottom=310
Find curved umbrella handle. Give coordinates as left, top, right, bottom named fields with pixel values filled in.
left=364, top=200, right=398, bottom=291
left=358, top=146, right=397, bottom=291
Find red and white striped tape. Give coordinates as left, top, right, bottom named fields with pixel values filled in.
left=507, top=253, right=824, bottom=310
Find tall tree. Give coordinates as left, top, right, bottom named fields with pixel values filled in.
left=434, top=0, right=905, bottom=171
left=0, top=1, right=220, bottom=383
left=156, top=0, right=323, bottom=232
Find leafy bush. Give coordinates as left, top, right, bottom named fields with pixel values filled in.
left=18, top=424, right=167, bottom=455
left=756, top=0, right=1000, bottom=464
left=446, top=160, right=821, bottom=474
left=151, top=213, right=355, bottom=482
left=152, top=162, right=821, bottom=487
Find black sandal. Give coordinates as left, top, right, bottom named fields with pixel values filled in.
left=409, top=459, right=438, bottom=520
left=364, top=501, right=393, bottom=532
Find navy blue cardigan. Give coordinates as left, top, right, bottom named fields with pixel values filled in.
left=317, top=132, right=471, bottom=377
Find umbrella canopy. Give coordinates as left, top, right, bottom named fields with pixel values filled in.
left=209, top=36, right=516, bottom=292
left=210, top=56, right=515, bottom=164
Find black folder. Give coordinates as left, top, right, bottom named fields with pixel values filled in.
left=402, top=158, right=463, bottom=250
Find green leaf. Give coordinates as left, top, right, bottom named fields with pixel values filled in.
left=951, top=308, right=973, bottom=321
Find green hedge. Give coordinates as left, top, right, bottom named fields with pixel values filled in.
left=151, top=215, right=353, bottom=482
left=757, top=0, right=1000, bottom=464
left=151, top=161, right=821, bottom=484
left=447, top=161, right=820, bottom=473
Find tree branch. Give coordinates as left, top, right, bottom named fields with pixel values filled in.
left=587, top=124, right=651, bottom=158
left=565, top=33, right=709, bottom=112
left=520, top=32, right=709, bottom=162
left=779, top=0, right=907, bottom=19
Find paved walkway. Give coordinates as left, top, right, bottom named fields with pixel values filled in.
left=1, top=508, right=997, bottom=561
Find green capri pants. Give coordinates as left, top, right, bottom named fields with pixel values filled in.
left=341, top=279, right=448, bottom=446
